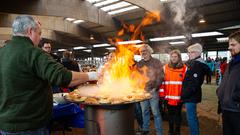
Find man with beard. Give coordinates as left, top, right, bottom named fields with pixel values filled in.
left=137, top=44, right=164, bottom=135
left=161, top=50, right=187, bottom=135
left=217, top=30, right=240, bottom=135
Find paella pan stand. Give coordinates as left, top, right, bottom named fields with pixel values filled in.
left=84, top=103, right=134, bottom=135
left=65, top=97, right=151, bottom=135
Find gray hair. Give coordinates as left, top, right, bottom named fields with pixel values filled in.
left=187, top=43, right=203, bottom=53
left=140, top=44, right=154, bottom=54
left=12, top=15, right=38, bottom=36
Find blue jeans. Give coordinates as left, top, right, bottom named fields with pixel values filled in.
left=135, top=102, right=143, bottom=128
left=140, top=91, right=163, bottom=135
left=0, top=127, right=49, bottom=135
left=185, top=102, right=199, bottom=135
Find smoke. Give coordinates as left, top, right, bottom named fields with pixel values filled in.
left=169, top=0, right=197, bottom=33
left=170, top=0, right=187, bottom=26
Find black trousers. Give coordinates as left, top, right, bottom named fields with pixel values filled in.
left=206, top=74, right=211, bottom=84
left=167, top=103, right=183, bottom=133
left=222, top=110, right=240, bottom=135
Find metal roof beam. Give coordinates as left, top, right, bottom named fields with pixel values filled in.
left=124, top=0, right=162, bottom=12
left=0, top=0, right=115, bottom=27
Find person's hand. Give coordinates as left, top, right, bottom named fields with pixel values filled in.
left=87, top=72, right=98, bottom=81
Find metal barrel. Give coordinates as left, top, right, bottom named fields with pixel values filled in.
left=84, top=103, right=135, bottom=135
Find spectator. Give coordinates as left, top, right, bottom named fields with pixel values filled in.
left=137, top=44, right=164, bottom=135
left=217, top=30, right=240, bottom=135
left=40, top=41, right=61, bottom=63
left=215, top=57, right=221, bottom=70
left=160, top=49, right=187, bottom=135
left=0, top=15, right=97, bottom=135
left=61, top=51, right=81, bottom=92
left=206, top=57, right=214, bottom=84
left=220, top=57, right=228, bottom=78
left=181, top=43, right=211, bottom=135
left=62, top=51, right=80, bottom=72
left=215, top=57, right=221, bottom=85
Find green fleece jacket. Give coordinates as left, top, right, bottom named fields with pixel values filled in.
left=0, top=36, right=72, bottom=132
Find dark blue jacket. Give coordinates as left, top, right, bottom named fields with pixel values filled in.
left=181, top=57, right=211, bottom=103
left=61, top=58, right=80, bottom=72
left=217, top=54, right=240, bottom=112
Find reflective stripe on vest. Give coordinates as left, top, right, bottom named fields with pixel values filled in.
left=159, top=89, right=164, bottom=92
left=163, top=81, right=182, bottom=85
left=165, top=95, right=181, bottom=100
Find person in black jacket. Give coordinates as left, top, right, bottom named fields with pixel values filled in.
left=61, top=51, right=81, bottom=91
left=181, top=43, right=211, bottom=135
left=62, top=51, right=80, bottom=72
left=217, top=30, right=240, bottom=135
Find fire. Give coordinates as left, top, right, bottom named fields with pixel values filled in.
left=94, top=11, right=161, bottom=98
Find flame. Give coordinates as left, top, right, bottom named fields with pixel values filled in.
left=117, top=29, right=125, bottom=36
left=97, top=11, right=160, bottom=98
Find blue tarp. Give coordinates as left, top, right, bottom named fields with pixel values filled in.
left=52, top=103, right=84, bottom=128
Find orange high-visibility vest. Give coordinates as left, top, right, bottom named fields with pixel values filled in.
left=159, top=64, right=187, bottom=106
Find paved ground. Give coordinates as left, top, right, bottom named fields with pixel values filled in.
left=52, top=83, right=222, bottom=135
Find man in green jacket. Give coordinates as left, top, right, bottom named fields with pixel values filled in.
left=0, top=15, right=97, bottom=135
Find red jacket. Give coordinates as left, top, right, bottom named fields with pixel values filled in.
left=220, top=62, right=228, bottom=75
